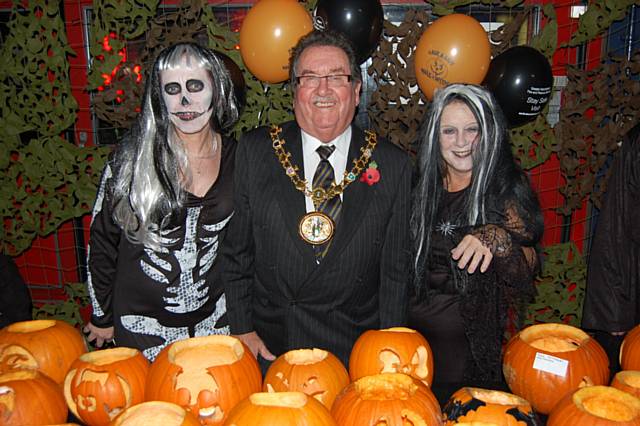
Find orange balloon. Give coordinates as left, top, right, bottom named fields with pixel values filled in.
left=240, top=0, right=313, bottom=83
left=414, top=14, right=491, bottom=100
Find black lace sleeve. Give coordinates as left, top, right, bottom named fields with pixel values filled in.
left=458, top=203, right=541, bottom=383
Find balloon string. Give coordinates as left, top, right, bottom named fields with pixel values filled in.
left=257, top=83, right=270, bottom=122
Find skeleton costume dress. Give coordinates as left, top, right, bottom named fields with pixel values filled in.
left=87, top=136, right=235, bottom=361
left=409, top=185, right=540, bottom=402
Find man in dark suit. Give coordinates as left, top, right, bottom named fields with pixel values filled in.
left=221, top=30, right=411, bottom=369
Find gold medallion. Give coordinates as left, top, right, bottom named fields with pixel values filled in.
left=269, top=125, right=378, bottom=245
left=299, top=212, right=335, bottom=245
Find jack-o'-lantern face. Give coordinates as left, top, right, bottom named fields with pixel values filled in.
left=145, top=335, right=262, bottom=426
left=263, top=349, right=349, bottom=409
left=269, top=372, right=328, bottom=402
left=349, top=327, right=434, bottom=386
left=0, top=345, right=38, bottom=372
left=173, top=350, right=225, bottom=424
left=63, top=347, right=149, bottom=426
left=71, top=370, right=129, bottom=419
left=0, top=320, right=88, bottom=384
left=379, top=344, right=431, bottom=381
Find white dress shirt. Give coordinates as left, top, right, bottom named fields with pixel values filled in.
left=301, top=127, right=351, bottom=213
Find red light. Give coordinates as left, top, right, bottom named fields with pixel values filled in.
left=101, top=35, right=112, bottom=52
left=101, top=73, right=112, bottom=86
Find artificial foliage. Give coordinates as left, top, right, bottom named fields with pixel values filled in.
left=87, top=0, right=158, bottom=91
left=32, top=282, right=90, bottom=328
left=0, top=0, right=109, bottom=255
left=526, top=242, right=586, bottom=326
left=565, top=0, right=640, bottom=47
left=555, top=53, right=640, bottom=213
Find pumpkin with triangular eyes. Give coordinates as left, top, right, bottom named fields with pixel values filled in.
left=145, top=335, right=262, bottom=425
left=263, top=348, right=349, bottom=409
left=0, top=370, right=68, bottom=425
left=0, top=319, right=87, bottom=384
left=443, top=387, right=540, bottom=425
left=64, top=347, right=149, bottom=426
left=349, top=327, right=434, bottom=386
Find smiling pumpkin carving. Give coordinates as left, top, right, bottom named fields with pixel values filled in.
left=145, top=335, right=262, bottom=425
left=63, top=347, right=149, bottom=426
left=349, top=327, right=434, bottom=387
left=263, top=348, right=349, bottom=410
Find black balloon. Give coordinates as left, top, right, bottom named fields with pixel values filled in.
left=314, top=0, right=384, bottom=64
left=483, top=46, right=553, bottom=127
left=216, top=51, right=247, bottom=115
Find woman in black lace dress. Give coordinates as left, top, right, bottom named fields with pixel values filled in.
left=409, top=84, right=543, bottom=402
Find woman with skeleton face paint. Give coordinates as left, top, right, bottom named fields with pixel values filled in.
left=83, top=43, right=240, bottom=360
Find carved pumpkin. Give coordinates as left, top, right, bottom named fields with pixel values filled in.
left=0, top=369, right=68, bottom=425
left=0, top=319, right=88, bottom=384
left=547, top=385, right=640, bottom=425
left=263, top=348, right=349, bottom=409
left=145, top=335, right=262, bottom=425
left=443, top=387, right=540, bottom=425
left=502, top=323, right=609, bottom=414
left=110, top=401, right=201, bottom=426
left=612, top=370, right=640, bottom=399
left=349, top=327, right=434, bottom=386
left=621, top=325, right=640, bottom=371
left=63, top=347, right=150, bottom=426
left=331, top=373, right=442, bottom=425
left=225, top=391, right=337, bottom=425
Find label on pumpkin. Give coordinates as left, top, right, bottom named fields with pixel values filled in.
left=533, top=352, right=568, bottom=377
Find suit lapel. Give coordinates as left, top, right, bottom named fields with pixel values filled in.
left=274, top=123, right=317, bottom=263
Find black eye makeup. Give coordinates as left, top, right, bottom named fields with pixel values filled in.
left=164, top=82, right=181, bottom=95
left=186, top=79, right=204, bottom=92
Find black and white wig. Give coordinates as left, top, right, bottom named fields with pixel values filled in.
left=411, top=84, right=539, bottom=288
left=110, top=42, right=239, bottom=250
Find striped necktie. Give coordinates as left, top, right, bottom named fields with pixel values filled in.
left=312, top=145, right=341, bottom=259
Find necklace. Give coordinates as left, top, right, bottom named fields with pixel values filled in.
left=269, top=124, right=378, bottom=244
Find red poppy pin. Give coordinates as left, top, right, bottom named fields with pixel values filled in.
left=360, top=161, right=380, bottom=186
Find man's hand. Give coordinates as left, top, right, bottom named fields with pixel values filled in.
left=236, top=331, right=276, bottom=361
left=83, top=322, right=114, bottom=348
left=451, top=234, right=493, bottom=274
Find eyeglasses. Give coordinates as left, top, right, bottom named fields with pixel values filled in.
left=295, top=74, right=352, bottom=88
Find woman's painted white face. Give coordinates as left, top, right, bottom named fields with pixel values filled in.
left=439, top=101, right=480, bottom=184
left=160, top=60, right=213, bottom=134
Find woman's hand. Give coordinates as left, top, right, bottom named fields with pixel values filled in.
left=83, top=322, right=114, bottom=348
left=451, top=234, right=493, bottom=274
